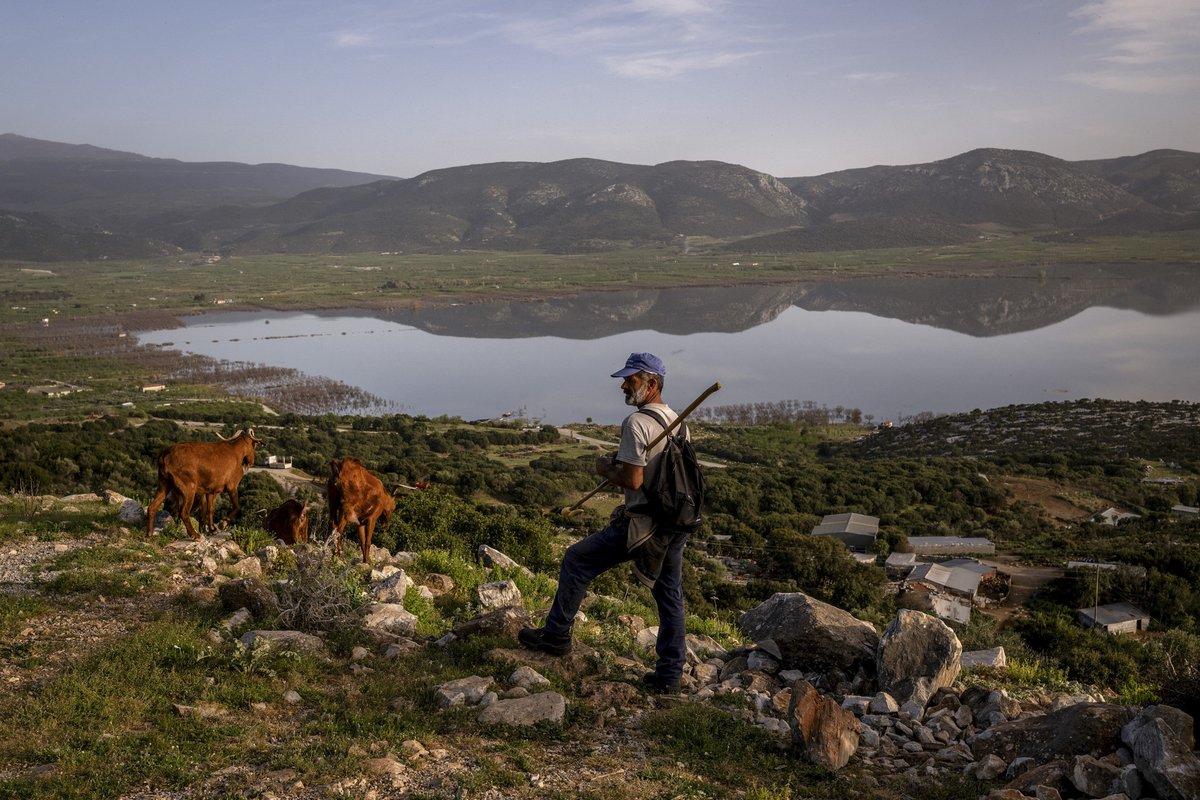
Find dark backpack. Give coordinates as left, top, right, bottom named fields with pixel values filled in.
left=635, top=408, right=705, bottom=531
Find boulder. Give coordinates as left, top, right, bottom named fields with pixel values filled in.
left=1121, top=704, right=1200, bottom=800
left=737, top=592, right=879, bottom=673
left=973, top=702, right=1137, bottom=763
left=476, top=691, right=567, bottom=727
left=1070, top=754, right=1123, bottom=798
left=876, top=610, right=962, bottom=707
left=435, top=675, right=494, bottom=707
left=788, top=680, right=861, bottom=770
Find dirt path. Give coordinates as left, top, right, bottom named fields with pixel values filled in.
left=979, top=555, right=1064, bottom=623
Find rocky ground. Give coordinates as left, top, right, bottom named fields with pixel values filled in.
left=2, top=495, right=1198, bottom=800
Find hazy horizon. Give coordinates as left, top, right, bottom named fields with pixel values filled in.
left=5, top=2, right=1199, bottom=180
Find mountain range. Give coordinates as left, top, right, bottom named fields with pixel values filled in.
left=1, top=133, right=1197, bottom=260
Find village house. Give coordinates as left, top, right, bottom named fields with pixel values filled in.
left=810, top=512, right=879, bottom=551
left=884, top=551, right=918, bottom=578
left=1172, top=504, right=1198, bottom=516
left=1076, top=602, right=1151, bottom=635
left=1093, top=507, right=1141, bottom=526
left=141, top=383, right=166, bottom=393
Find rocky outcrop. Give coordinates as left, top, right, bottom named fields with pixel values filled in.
left=476, top=579, right=521, bottom=610
left=973, top=702, right=1137, bottom=762
left=218, top=577, right=280, bottom=619
left=1121, top=705, right=1200, bottom=800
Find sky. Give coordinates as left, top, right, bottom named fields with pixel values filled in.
left=4, top=1, right=1199, bottom=179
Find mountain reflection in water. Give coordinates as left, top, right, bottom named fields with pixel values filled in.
left=139, top=264, right=1200, bottom=424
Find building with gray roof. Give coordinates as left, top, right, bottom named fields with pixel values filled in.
left=1076, top=602, right=1150, bottom=635
left=811, top=512, right=879, bottom=551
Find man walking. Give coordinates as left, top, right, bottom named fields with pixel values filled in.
left=519, top=352, right=690, bottom=693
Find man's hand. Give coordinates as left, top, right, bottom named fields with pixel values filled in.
left=595, top=453, right=643, bottom=490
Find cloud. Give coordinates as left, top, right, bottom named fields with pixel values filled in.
left=1070, top=0, right=1200, bottom=93
left=497, top=2, right=766, bottom=79
left=332, top=30, right=375, bottom=48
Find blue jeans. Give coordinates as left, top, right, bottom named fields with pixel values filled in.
left=544, top=517, right=690, bottom=682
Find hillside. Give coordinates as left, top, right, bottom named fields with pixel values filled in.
left=0, top=134, right=395, bottom=232
left=0, top=401, right=1197, bottom=799
left=2, top=135, right=1199, bottom=260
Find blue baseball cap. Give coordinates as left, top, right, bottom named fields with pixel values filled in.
left=611, top=352, right=666, bottom=378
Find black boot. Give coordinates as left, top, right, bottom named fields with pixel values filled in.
left=518, top=626, right=572, bottom=656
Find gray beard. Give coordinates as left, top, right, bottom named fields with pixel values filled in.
left=625, top=385, right=651, bottom=406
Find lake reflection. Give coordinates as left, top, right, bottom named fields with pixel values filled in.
left=137, top=265, right=1200, bottom=424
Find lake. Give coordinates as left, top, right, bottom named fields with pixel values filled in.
left=136, top=264, right=1200, bottom=425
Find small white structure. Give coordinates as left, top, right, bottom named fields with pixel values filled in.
left=1093, top=507, right=1140, bottom=526
left=141, top=383, right=166, bottom=393
left=907, top=563, right=983, bottom=599
left=906, top=536, right=995, bottom=556
left=1172, top=504, right=1199, bottom=516
left=885, top=552, right=918, bottom=578
left=1076, top=602, right=1150, bottom=635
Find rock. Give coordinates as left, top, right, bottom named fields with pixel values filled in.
left=508, top=666, right=550, bottom=691
left=842, top=695, right=872, bottom=716
left=1121, top=704, right=1200, bottom=800
left=368, top=544, right=392, bottom=565
left=230, top=556, right=263, bottom=579
left=1034, top=786, right=1062, bottom=800
left=283, top=690, right=302, bottom=704
left=636, top=627, right=659, bottom=650
left=747, top=649, right=780, bottom=674
left=901, top=700, right=926, bottom=721
left=1005, top=761, right=1070, bottom=796
left=361, top=603, right=418, bottom=640
left=370, top=569, right=413, bottom=604
left=788, top=680, right=861, bottom=770
left=973, top=702, right=1136, bottom=763
left=970, top=753, right=1008, bottom=781
left=870, top=692, right=899, bottom=715
left=370, top=565, right=401, bottom=582
left=119, top=499, right=148, bottom=524
left=685, top=634, right=728, bottom=661
left=476, top=579, right=522, bottom=610
left=422, top=573, right=454, bottom=595
left=239, top=630, right=327, bottom=657
left=363, top=755, right=405, bottom=778
left=220, top=607, right=252, bottom=630
left=476, top=691, right=567, bottom=727
left=477, top=545, right=533, bottom=577
left=452, top=606, right=532, bottom=641
left=435, top=675, right=494, bottom=707
left=737, top=592, right=879, bottom=674
left=1071, top=754, right=1122, bottom=798
left=962, top=646, right=1007, bottom=669
left=876, top=610, right=962, bottom=708
left=218, top=578, right=280, bottom=619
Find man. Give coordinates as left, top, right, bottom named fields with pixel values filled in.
left=519, top=352, right=690, bottom=693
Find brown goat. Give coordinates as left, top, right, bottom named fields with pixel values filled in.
left=327, top=457, right=395, bottom=565
left=147, top=429, right=262, bottom=539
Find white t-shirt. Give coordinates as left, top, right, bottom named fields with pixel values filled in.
left=616, top=402, right=685, bottom=547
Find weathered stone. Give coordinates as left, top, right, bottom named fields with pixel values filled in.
left=788, top=680, right=861, bottom=770
left=422, top=573, right=454, bottom=595
left=476, top=579, right=522, bottom=610
left=961, top=646, right=1007, bottom=669
left=747, top=649, right=780, bottom=674
left=240, top=629, right=327, bottom=657
left=970, top=753, right=1008, bottom=781
left=435, top=675, right=494, bottom=707
left=738, top=592, right=879, bottom=673
left=219, top=578, right=280, bottom=618
left=119, top=499, right=147, bottom=524
left=361, top=602, right=418, bottom=640
left=477, top=544, right=533, bottom=577
left=452, top=606, right=532, bottom=641
left=1120, top=704, right=1200, bottom=800
left=842, top=695, right=872, bottom=716
left=685, top=634, right=728, bottom=661
left=692, top=663, right=720, bottom=684
left=508, top=666, right=550, bottom=691
left=1034, top=788, right=1062, bottom=800
left=230, top=556, right=263, bottom=579
left=1004, top=761, right=1069, bottom=796
left=1071, top=754, right=1122, bottom=798
left=476, top=691, right=566, bottom=727
left=870, top=692, right=900, bottom=715
left=370, top=569, right=412, bottom=604
left=973, top=702, right=1136, bottom=763
left=876, top=610, right=962, bottom=707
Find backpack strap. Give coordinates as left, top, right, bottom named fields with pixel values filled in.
left=637, top=407, right=686, bottom=440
